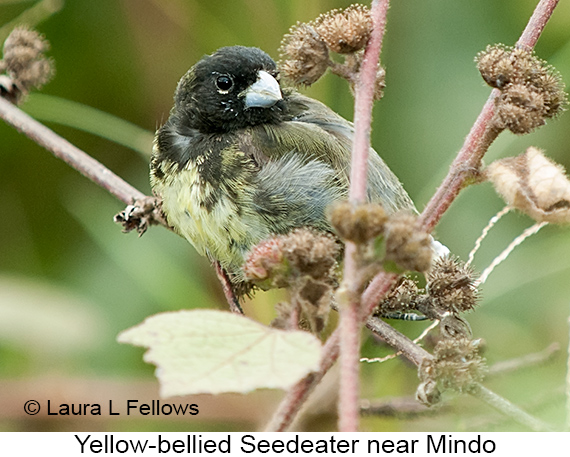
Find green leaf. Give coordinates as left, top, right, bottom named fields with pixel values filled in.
left=22, top=93, right=154, bottom=157
left=118, top=310, right=322, bottom=397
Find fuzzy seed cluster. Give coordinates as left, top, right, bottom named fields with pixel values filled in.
left=417, top=338, right=487, bottom=406
left=383, top=212, right=433, bottom=273
left=279, top=4, right=380, bottom=91
left=329, top=202, right=433, bottom=273
left=243, top=228, right=340, bottom=333
left=426, top=256, right=479, bottom=313
left=0, top=26, right=54, bottom=103
left=377, top=255, right=480, bottom=322
left=327, top=201, right=387, bottom=244
left=314, top=5, right=373, bottom=55
left=476, top=44, right=567, bottom=134
left=279, top=23, right=330, bottom=86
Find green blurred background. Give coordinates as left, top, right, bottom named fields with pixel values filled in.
left=1, top=0, right=570, bottom=432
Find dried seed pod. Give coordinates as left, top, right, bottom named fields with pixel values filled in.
left=427, top=256, right=480, bottom=313
left=486, top=147, right=570, bottom=224
left=279, top=23, right=329, bottom=86
left=376, top=277, right=419, bottom=314
left=475, top=44, right=513, bottom=89
left=243, top=237, right=288, bottom=289
left=280, top=228, right=340, bottom=280
left=476, top=45, right=546, bottom=89
left=418, top=338, right=486, bottom=396
left=0, top=26, right=54, bottom=102
left=244, top=228, right=340, bottom=287
left=477, top=45, right=567, bottom=134
left=416, top=379, right=441, bottom=407
left=384, top=212, right=433, bottom=272
left=245, top=229, right=339, bottom=334
left=494, top=83, right=548, bottom=134
left=327, top=201, right=387, bottom=244
left=440, top=314, right=472, bottom=339
left=314, top=4, right=373, bottom=54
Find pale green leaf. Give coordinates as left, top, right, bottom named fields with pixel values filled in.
left=118, top=310, right=322, bottom=397
left=22, top=93, right=154, bottom=157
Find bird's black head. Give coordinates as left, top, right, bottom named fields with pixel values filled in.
left=173, top=46, right=288, bottom=133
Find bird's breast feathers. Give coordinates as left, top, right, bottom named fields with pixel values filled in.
left=152, top=141, right=265, bottom=273
left=151, top=128, right=344, bottom=277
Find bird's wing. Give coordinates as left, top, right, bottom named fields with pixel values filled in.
left=248, top=92, right=416, bottom=214
left=250, top=152, right=346, bottom=234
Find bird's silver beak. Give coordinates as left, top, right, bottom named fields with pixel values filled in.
left=243, top=70, right=282, bottom=108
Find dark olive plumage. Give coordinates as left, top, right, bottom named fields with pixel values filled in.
left=150, top=46, right=417, bottom=283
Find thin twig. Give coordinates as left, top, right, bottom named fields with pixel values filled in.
left=475, top=221, right=547, bottom=287
left=0, top=96, right=146, bottom=206
left=467, top=206, right=511, bottom=266
left=266, top=273, right=395, bottom=431
left=214, top=262, right=244, bottom=314
left=365, top=314, right=431, bottom=367
left=516, top=0, right=560, bottom=51
left=418, top=101, right=500, bottom=233
left=355, top=315, right=555, bottom=431
left=413, top=319, right=440, bottom=344
left=0, top=0, right=560, bottom=434
left=488, top=343, right=559, bottom=377
left=360, top=396, right=438, bottom=418
left=360, top=319, right=439, bottom=364
left=338, top=0, right=391, bottom=433
left=470, top=383, right=553, bottom=431
left=364, top=0, right=560, bottom=369
left=467, top=385, right=564, bottom=431
left=360, top=353, right=398, bottom=364
left=0, top=94, right=241, bottom=310
left=0, top=0, right=63, bottom=43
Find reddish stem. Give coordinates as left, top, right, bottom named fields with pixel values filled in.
left=268, top=0, right=561, bottom=433
left=264, top=330, right=340, bottom=431
left=339, top=0, right=391, bottom=433
left=418, top=95, right=499, bottom=232
left=214, top=262, right=244, bottom=314
left=517, top=0, right=560, bottom=50
left=0, top=96, right=145, bottom=205
left=418, top=0, right=560, bottom=233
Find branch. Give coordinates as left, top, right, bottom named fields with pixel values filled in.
left=350, top=4, right=562, bottom=428
left=488, top=343, right=559, bottom=377
left=360, top=396, right=440, bottom=418
left=0, top=95, right=169, bottom=234
left=567, top=314, right=570, bottom=430
left=470, top=383, right=553, bottom=431
left=0, top=96, right=145, bottom=205
left=364, top=313, right=431, bottom=367
left=348, top=0, right=388, bottom=204
left=267, top=274, right=414, bottom=432
left=264, top=330, right=340, bottom=431
left=516, top=0, right=560, bottom=51
left=418, top=0, right=560, bottom=233
left=337, top=0, right=391, bottom=433
left=0, top=0, right=561, bottom=433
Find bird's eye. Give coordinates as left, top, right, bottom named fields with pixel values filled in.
left=216, top=75, right=233, bottom=92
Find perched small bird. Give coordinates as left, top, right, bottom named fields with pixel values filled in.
left=151, top=46, right=426, bottom=290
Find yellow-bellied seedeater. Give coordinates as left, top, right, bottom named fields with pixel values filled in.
left=150, top=46, right=429, bottom=292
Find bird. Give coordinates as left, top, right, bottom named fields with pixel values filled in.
left=150, top=45, right=436, bottom=293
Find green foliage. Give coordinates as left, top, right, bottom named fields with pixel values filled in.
left=1, top=0, right=570, bottom=431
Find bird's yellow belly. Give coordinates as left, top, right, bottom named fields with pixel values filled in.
left=156, top=164, right=266, bottom=276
